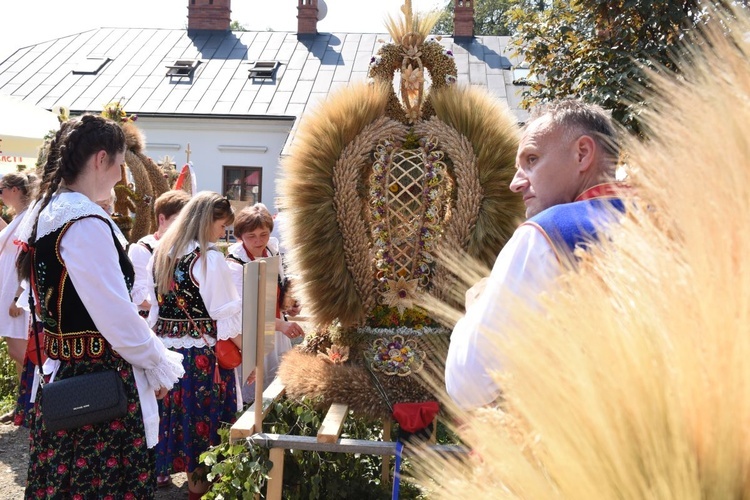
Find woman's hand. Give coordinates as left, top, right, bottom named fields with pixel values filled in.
left=278, top=320, right=304, bottom=339
left=155, top=387, right=169, bottom=400
left=9, top=301, right=23, bottom=318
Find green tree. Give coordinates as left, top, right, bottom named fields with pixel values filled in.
left=432, top=0, right=516, bottom=35
left=230, top=20, right=247, bottom=31
left=506, top=0, right=746, bottom=134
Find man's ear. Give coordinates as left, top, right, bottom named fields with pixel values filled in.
left=575, top=134, right=597, bottom=172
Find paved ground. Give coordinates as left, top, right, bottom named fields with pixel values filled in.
left=0, top=422, right=189, bottom=499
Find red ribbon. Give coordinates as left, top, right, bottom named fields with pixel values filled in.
left=13, top=239, right=29, bottom=252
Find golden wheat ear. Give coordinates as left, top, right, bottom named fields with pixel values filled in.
left=413, top=10, right=750, bottom=499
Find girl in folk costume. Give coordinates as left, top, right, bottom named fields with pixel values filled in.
left=0, top=174, right=37, bottom=383
left=149, top=192, right=241, bottom=499
left=128, top=189, right=191, bottom=319
left=225, top=203, right=303, bottom=398
left=17, top=114, right=185, bottom=499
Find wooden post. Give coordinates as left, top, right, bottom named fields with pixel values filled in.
left=381, top=418, right=392, bottom=486
left=266, top=447, right=285, bottom=500
left=254, top=260, right=267, bottom=435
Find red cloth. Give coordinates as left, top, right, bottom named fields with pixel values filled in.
left=392, top=401, right=440, bottom=433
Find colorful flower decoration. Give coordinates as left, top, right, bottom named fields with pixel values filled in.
left=381, top=276, right=420, bottom=315
left=317, top=345, right=350, bottom=365
left=369, top=135, right=451, bottom=311
left=367, top=335, right=425, bottom=377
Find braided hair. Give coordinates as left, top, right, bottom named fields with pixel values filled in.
left=16, top=114, right=126, bottom=281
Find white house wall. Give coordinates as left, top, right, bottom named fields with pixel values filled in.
left=134, top=116, right=294, bottom=213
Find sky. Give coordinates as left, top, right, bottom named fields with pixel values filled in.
left=0, top=0, right=448, bottom=62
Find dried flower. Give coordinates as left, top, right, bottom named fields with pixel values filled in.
left=317, top=344, right=350, bottom=365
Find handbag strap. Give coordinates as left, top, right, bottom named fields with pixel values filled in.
left=28, top=246, right=45, bottom=385
left=176, top=300, right=216, bottom=351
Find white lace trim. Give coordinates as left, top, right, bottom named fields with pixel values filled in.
left=21, top=191, right=127, bottom=247
left=160, top=336, right=216, bottom=349
left=143, top=413, right=160, bottom=449
left=143, top=349, right=185, bottom=389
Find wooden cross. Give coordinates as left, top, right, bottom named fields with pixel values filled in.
left=185, top=143, right=192, bottom=164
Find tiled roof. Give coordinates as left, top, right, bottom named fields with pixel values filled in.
left=0, top=28, right=527, bottom=121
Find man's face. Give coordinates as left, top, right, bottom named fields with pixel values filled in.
left=510, top=116, right=581, bottom=218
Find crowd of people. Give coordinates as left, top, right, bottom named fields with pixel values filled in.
left=0, top=113, right=304, bottom=499
left=0, top=96, right=627, bottom=498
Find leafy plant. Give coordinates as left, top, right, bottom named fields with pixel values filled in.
left=200, top=426, right=272, bottom=500
left=202, top=396, right=438, bottom=499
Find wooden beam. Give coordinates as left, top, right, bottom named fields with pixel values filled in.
left=247, top=432, right=468, bottom=456
left=317, top=403, right=348, bottom=443
left=230, top=378, right=286, bottom=443
left=266, top=447, right=285, bottom=500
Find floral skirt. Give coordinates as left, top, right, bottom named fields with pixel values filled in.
left=155, top=345, right=237, bottom=475
left=13, top=353, right=36, bottom=429
left=25, top=355, right=155, bottom=499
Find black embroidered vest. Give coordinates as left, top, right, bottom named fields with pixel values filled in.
left=33, top=215, right=134, bottom=361
left=154, top=249, right=217, bottom=341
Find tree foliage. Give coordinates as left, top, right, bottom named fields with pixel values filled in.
left=433, top=0, right=516, bottom=35
left=506, top=0, right=747, bottom=134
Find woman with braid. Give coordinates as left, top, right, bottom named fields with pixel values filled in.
left=0, top=172, right=37, bottom=424
left=149, top=192, right=241, bottom=500
left=16, top=114, right=185, bottom=499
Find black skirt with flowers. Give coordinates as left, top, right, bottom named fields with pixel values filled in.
left=25, top=353, right=155, bottom=499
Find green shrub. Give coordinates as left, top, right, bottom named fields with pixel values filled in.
left=201, top=396, right=433, bottom=499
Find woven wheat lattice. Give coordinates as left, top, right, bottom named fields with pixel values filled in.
left=385, top=149, right=426, bottom=278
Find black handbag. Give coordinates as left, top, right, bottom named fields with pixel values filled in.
left=41, top=370, right=128, bottom=432
left=28, top=246, right=128, bottom=433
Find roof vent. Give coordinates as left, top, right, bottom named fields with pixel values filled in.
left=248, top=61, right=280, bottom=80
left=72, top=57, right=112, bottom=75
left=165, top=60, right=201, bottom=78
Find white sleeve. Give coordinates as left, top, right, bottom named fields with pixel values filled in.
left=127, top=242, right=152, bottom=307
left=226, top=258, right=244, bottom=298
left=60, top=219, right=184, bottom=390
left=445, top=225, right=561, bottom=410
left=145, top=255, right=159, bottom=328
left=193, top=249, right=242, bottom=340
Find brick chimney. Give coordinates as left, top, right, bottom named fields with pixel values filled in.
left=298, top=0, right=320, bottom=38
left=454, top=0, right=475, bottom=40
left=188, top=0, right=231, bottom=31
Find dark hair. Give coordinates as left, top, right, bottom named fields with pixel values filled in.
left=529, top=98, right=620, bottom=161
left=35, top=120, right=75, bottom=193
left=233, top=203, right=274, bottom=237
left=17, top=114, right=126, bottom=281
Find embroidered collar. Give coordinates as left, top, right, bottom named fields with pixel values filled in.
left=18, top=192, right=126, bottom=247
left=227, top=241, right=273, bottom=263
left=574, top=182, right=626, bottom=202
